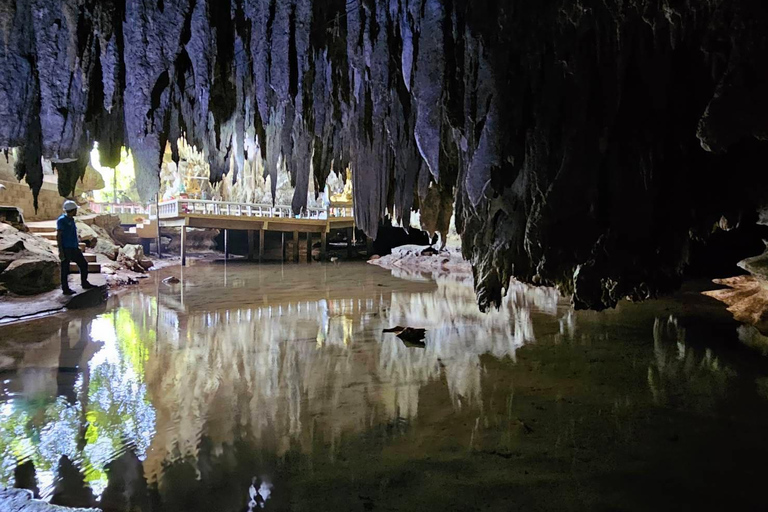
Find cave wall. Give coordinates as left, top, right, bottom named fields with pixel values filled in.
left=2, top=0, right=768, bottom=309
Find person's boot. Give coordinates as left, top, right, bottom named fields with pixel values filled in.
left=62, top=288, right=75, bottom=296
left=81, top=282, right=96, bottom=290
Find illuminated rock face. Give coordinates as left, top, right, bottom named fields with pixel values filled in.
left=2, top=1, right=768, bottom=308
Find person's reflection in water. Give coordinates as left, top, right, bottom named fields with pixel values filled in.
left=101, top=450, right=150, bottom=512
left=14, top=460, right=40, bottom=499
left=50, top=455, right=95, bottom=509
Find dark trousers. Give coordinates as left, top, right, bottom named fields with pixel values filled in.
left=60, top=247, right=88, bottom=291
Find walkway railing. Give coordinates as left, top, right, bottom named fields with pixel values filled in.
left=158, top=199, right=352, bottom=220
left=329, top=201, right=353, bottom=219
left=89, top=202, right=149, bottom=215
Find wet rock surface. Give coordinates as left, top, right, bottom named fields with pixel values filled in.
left=2, top=1, right=768, bottom=309
left=0, top=489, right=99, bottom=512
left=370, top=244, right=471, bottom=279
left=0, top=274, right=108, bottom=323
left=704, top=246, right=768, bottom=334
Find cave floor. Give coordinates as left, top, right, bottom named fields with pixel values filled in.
left=0, top=262, right=766, bottom=511
left=0, top=274, right=108, bottom=324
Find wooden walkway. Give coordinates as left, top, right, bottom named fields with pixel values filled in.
left=150, top=199, right=356, bottom=265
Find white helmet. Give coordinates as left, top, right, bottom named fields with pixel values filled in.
left=63, top=200, right=78, bottom=212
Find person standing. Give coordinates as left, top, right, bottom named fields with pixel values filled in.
left=57, top=200, right=94, bottom=295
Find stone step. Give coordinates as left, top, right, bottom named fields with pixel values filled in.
left=28, top=224, right=56, bottom=233
left=69, top=262, right=101, bottom=273
left=38, top=231, right=58, bottom=240
left=84, top=253, right=97, bottom=263
left=47, top=240, right=87, bottom=251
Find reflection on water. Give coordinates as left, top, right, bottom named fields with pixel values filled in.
left=648, top=317, right=736, bottom=412
left=0, top=309, right=155, bottom=504
left=0, top=264, right=767, bottom=511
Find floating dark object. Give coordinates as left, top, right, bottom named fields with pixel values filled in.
left=420, top=246, right=439, bottom=256
left=384, top=326, right=427, bottom=347
left=162, top=276, right=181, bottom=285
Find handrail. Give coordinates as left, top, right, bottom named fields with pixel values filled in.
left=157, top=199, right=354, bottom=220
left=89, top=202, right=149, bottom=215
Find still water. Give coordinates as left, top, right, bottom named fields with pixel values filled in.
left=0, top=262, right=767, bottom=511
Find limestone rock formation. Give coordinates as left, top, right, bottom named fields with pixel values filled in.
left=76, top=221, right=119, bottom=260
left=117, top=244, right=153, bottom=273
left=0, top=223, right=60, bottom=295
left=1, top=0, right=768, bottom=309
left=704, top=247, right=768, bottom=335
left=739, top=247, right=768, bottom=280
left=704, top=276, right=768, bottom=335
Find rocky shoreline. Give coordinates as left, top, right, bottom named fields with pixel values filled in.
left=0, top=488, right=99, bottom=512
left=368, top=244, right=472, bottom=281
left=0, top=213, right=183, bottom=323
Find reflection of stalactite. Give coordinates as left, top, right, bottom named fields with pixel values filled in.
left=648, top=317, right=735, bottom=411
left=137, top=276, right=564, bottom=483
left=378, top=277, right=561, bottom=411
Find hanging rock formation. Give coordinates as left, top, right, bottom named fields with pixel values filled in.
left=1, top=0, right=768, bottom=309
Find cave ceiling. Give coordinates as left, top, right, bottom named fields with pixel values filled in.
left=2, top=0, right=768, bottom=309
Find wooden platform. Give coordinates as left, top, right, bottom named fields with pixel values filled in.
left=154, top=199, right=357, bottom=266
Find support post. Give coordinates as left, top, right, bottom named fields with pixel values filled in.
left=224, top=229, right=229, bottom=260
left=155, top=195, right=162, bottom=258
left=320, top=231, right=327, bottom=262
left=281, top=233, right=286, bottom=261
left=259, top=229, right=265, bottom=263
left=306, top=232, right=313, bottom=263
left=181, top=226, right=187, bottom=266
left=248, top=230, right=255, bottom=261
left=366, top=235, right=374, bottom=257
left=293, top=230, right=299, bottom=263
left=347, top=228, right=354, bottom=259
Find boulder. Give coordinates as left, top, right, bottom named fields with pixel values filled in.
left=2, top=259, right=60, bottom=295
left=89, top=214, right=122, bottom=232
left=90, top=225, right=121, bottom=260
left=0, top=223, right=60, bottom=295
left=118, top=244, right=153, bottom=272
left=89, top=214, right=134, bottom=246
left=75, top=221, right=98, bottom=246
left=75, top=221, right=120, bottom=260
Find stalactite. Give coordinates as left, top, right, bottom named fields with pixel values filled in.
left=13, top=105, right=43, bottom=211
left=412, top=0, right=444, bottom=181
left=32, top=0, right=97, bottom=162
left=56, top=153, right=89, bottom=198
left=0, top=0, right=767, bottom=310
left=123, top=0, right=191, bottom=200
